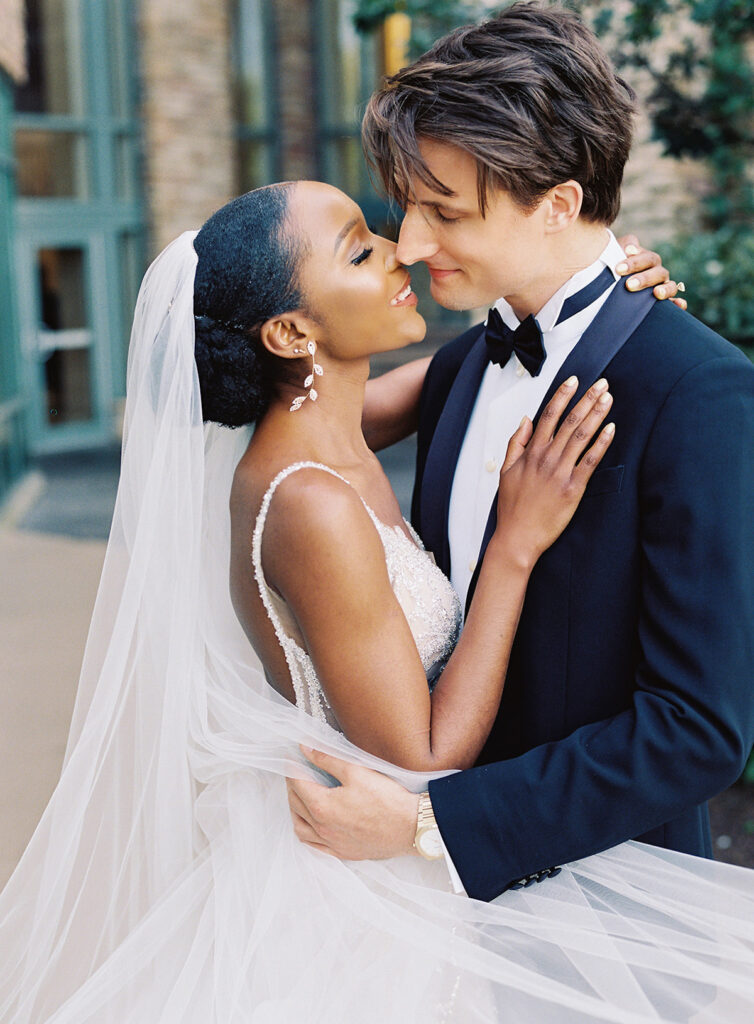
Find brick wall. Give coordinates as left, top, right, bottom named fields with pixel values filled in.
left=0, top=0, right=26, bottom=83
left=139, top=0, right=236, bottom=254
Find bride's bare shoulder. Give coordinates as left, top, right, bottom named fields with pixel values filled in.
left=247, top=464, right=387, bottom=595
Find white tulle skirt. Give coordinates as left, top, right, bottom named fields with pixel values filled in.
left=8, top=756, right=753, bottom=1024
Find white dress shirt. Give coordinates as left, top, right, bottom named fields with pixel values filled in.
left=440, top=230, right=626, bottom=894
left=448, top=230, right=626, bottom=613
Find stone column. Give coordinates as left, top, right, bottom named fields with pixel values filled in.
left=139, top=0, right=236, bottom=255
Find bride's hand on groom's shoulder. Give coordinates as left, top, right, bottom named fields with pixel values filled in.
left=616, top=234, right=687, bottom=309
left=491, top=377, right=615, bottom=569
left=286, top=747, right=419, bottom=860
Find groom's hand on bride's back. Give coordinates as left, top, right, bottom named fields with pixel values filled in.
left=286, top=746, right=419, bottom=860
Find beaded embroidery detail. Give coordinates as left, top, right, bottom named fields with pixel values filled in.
left=251, top=462, right=462, bottom=726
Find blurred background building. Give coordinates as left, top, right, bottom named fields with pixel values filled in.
left=0, top=0, right=739, bottom=507
left=0, top=0, right=469, bottom=508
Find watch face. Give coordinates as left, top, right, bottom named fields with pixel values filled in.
left=417, top=827, right=443, bottom=859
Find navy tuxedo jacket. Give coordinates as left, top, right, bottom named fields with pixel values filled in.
left=414, top=286, right=754, bottom=902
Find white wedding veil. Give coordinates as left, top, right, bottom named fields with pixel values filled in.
left=1, top=231, right=753, bottom=1023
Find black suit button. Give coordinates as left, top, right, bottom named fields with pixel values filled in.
left=523, top=875, right=537, bottom=887
left=547, top=867, right=562, bottom=879
left=508, top=881, right=525, bottom=890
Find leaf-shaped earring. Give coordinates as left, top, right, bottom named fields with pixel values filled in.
left=289, top=340, right=323, bottom=412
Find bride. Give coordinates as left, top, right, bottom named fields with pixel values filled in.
left=0, top=181, right=752, bottom=1023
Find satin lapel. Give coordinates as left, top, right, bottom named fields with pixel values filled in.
left=464, top=285, right=657, bottom=617
left=420, top=330, right=489, bottom=577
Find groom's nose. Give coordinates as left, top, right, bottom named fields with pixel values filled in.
left=396, top=207, right=440, bottom=266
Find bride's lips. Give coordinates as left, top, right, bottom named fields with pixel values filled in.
left=390, top=275, right=418, bottom=307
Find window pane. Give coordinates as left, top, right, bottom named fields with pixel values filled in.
left=36, top=247, right=94, bottom=426
left=238, top=137, right=275, bottom=192
left=318, top=1, right=380, bottom=196
left=15, top=129, right=90, bottom=198
left=234, top=0, right=271, bottom=126
left=15, top=0, right=87, bottom=116
left=106, top=0, right=135, bottom=119
left=233, top=0, right=276, bottom=189
left=45, top=347, right=93, bottom=425
left=326, top=1, right=365, bottom=124
left=323, top=134, right=367, bottom=198
left=38, top=247, right=87, bottom=330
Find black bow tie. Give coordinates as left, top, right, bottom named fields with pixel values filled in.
left=485, top=309, right=546, bottom=376
left=485, top=265, right=616, bottom=377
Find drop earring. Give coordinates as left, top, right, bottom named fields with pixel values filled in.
left=289, top=341, right=323, bottom=412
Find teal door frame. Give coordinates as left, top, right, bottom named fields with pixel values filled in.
left=13, top=0, right=144, bottom=455
left=15, top=226, right=114, bottom=453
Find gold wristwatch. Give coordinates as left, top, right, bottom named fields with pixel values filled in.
left=414, top=791, right=443, bottom=860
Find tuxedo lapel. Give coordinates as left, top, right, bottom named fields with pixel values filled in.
left=533, top=283, right=657, bottom=427
left=464, top=284, right=657, bottom=616
left=419, top=329, right=488, bottom=577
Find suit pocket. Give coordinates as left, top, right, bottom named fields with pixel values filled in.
left=584, top=465, right=624, bottom=498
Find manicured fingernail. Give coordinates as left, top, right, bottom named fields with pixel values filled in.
left=677, top=281, right=686, bottom=292
left=625, top=245, right=640, bottom=256
left=604, top=422, right=616, bottom=435
left=598, top=392, right=612, bottom=406
left=656, top=286, right=666, bottom=299
left=300, top=745, right=314, bottom=757
left=564, top=375, right=578, bottom=387
left=519, top=415, right=529, bottom=428
left=594, top=378, right=608, bottom=391
left=626, top=277, right=639, bottom=290
left=615, top=261, right=628, bottom=274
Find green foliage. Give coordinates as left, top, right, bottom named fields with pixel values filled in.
left=567, top=1, right=754, bottom=232
left=660, top=227, right=754, bottom=345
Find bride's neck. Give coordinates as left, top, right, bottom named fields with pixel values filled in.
left=262, top=356, right=373, bottom=466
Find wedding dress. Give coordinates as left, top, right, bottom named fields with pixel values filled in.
left=1, top=231, right=753, bottom=1024
left=252, top=460, right=462, bottom=727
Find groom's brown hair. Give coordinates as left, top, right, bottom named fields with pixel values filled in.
left=362, top=2, right=636, bottom=225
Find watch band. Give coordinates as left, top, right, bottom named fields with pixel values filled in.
left=416, top=791, right=436, bottom=831
left=414, top=791, right=443, bottom=860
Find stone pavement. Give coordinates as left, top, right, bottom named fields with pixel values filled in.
left=0, top=525, right=106, bottom=887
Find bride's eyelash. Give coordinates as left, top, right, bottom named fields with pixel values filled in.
left=351, top=246, right=373, bottom=266
left=435, top=209, right=459, bottom=224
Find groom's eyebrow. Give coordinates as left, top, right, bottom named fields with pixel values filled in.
left=333, top=218, right=360, bottom=254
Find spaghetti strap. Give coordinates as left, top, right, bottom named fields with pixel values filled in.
left=251, top=462, right=352, bottom=721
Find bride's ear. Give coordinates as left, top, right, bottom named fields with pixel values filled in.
left=260, top=314, right=317, bottom=361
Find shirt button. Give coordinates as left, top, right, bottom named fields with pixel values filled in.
left=468, top=558, right=478, bottom=574
left=485, top=459, right=497, bottom=473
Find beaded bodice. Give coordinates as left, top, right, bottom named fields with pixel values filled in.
left=252, top=462, right=462, bottom=728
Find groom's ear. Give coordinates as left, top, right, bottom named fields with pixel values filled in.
left=260, top=313, right=318, bottom=361
left=543, top=180, right=584, bottom=234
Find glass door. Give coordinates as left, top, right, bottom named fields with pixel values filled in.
left=18, top=234, right=112, bottom=452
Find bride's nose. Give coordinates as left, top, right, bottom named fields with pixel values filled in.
left=384, top=244, right=400, bottom=274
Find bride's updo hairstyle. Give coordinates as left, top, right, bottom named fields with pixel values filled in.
left=193, top=183, right=309, bottom=427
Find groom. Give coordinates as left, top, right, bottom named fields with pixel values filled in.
left=288, top=3, right=754, bottom=900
